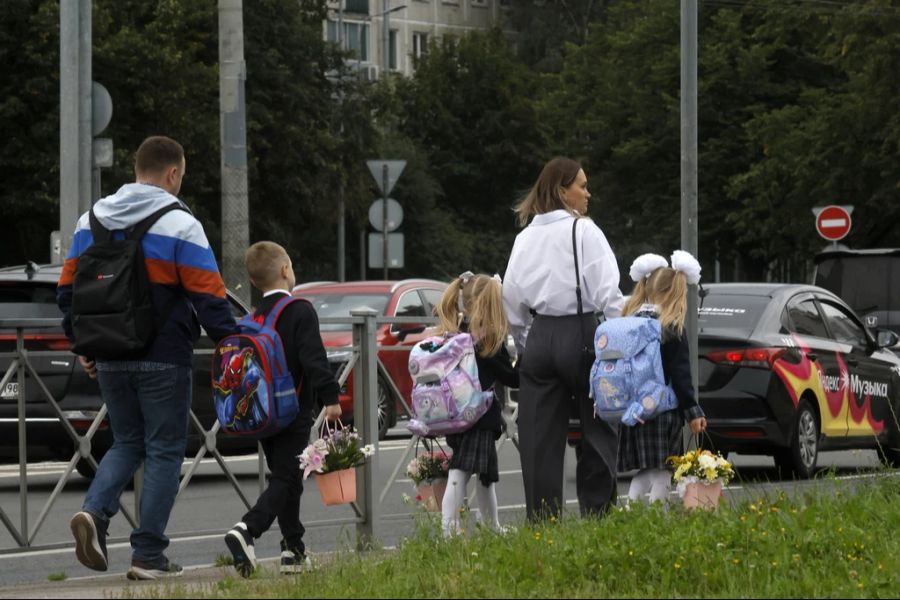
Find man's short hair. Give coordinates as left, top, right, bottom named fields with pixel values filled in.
left=134, top=136, right=184, bottom=175
left=245, top=241, right=289, bottom=290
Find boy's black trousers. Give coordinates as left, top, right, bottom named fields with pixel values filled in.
left=242, top=408, right=315, bottom=554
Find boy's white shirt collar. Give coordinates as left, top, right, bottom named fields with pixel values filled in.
left=263, top=289, right=291, bottom=297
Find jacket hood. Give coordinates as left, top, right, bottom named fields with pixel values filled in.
left=91, top=183, right=188, bottom=231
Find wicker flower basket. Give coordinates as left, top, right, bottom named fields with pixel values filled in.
left=416, top=478, right=448, bottom=512
left=317, top=468, right=357, bottom=506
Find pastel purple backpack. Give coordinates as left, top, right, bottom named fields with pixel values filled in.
left=406, top=333, right=493, bottom=437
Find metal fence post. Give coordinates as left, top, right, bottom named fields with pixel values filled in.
left=350, top=308, right=380, bottom=549
left=16, top=327, right=28, bottom=546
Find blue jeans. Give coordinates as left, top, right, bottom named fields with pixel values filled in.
left=84, top=364, right=192, bottom=562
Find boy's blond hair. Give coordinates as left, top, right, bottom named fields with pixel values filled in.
left=245, top=241, right=289, bottom=290
left=622, top=267, right=688, bottom=335
left=435, top=274, right=508, bottom=357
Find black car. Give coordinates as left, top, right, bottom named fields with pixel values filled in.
left=0, top=263, right=255, bottom=477
left=698, top=283, right=900, bottom=478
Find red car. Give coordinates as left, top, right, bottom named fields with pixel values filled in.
left=293, top=279, right=447, bottom=439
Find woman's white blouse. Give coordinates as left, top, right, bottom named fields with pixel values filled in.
left=502, top=210, right=624, bottom=349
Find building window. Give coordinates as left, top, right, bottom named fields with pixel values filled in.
left=412, top=32, right=428, bottom=59
left=327, top=21, right=370, bottom=61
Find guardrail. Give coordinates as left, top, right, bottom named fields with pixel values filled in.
left=0, top=310, right=519, bottom=554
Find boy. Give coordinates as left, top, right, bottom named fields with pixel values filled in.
left=224, top=241, right=341, bottom=576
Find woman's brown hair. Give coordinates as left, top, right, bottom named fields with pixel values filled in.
left=435, top=274, right=508, bottom=357
left=513, top=157, right=583, bottom=227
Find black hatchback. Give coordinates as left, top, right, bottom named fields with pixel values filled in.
left=698, top=283, right=900, bottom=478
left=0, top=263, right=256, bottom=476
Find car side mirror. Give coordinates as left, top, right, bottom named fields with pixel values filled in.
left=395, top=324, right=426, bottom=341
left=875, top=329, right=899, bottom=349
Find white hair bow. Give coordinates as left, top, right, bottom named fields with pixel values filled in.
left=671, top=250, right=702, bottom=285
left=629, top=254, right=669, bottom=282
left=492, top=273, right=502, bottom=284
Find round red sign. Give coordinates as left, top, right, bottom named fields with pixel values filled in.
left=816, top=205, right=852, bottom=241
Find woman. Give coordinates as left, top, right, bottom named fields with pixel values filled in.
left=503, top=157, right=624, bottom=521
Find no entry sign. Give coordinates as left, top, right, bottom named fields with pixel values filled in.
left=815, top=205, right=852, bottom=241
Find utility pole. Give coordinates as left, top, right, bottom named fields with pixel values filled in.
left=337, top=0, right=346, bottom=281
left=219, top=0, right=250, bottom=305
left=681, top=0, right=699, bottom=398
left=382, top=0, right=390, bottom=75
left=59, top=0, right=92, bottom=262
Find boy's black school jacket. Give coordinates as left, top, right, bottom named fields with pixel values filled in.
left=255, top=291, right=339, bottom=414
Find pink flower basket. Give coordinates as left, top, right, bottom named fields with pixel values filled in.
left=317, top=468, right=357, bottom=506
left=682, top=480, right=723, bottom=511
left=416, top=479, right=448, bottom=512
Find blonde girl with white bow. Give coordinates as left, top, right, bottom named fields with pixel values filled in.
left=618, top=251, right=708, bottom=506
left=434, top=272, right=519, bottom=536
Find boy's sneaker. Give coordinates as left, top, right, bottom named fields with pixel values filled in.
left=279, top=549, right=312, bottom=574
left=224, top=522, right=257, bottom=578
left=126, top=557, right=183, bottom=580
left=70, top=511, right=108, bottom=572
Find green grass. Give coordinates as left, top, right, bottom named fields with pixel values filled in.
left=167, top=475, right=900, bottom=598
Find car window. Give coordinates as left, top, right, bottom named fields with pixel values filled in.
left=421, top=289, right=443, bottom=317
left=299, top=293, right=391, bottom=331
left=785, top=299, right=830, bottom=338
left=697, top=294, right=769, bottom=336
left=818, top=301, right=868, bottom=347
left=0, top=282, right=63, bottom=319
left=393, top=290, right=426, bottom=319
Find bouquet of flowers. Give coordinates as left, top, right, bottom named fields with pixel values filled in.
left=406, top=450, right=452, bottom=486
left=667, top=448, right=735, bottom=503
left=298, top=422, right=375, bottom=480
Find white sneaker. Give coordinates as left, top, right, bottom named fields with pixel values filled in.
left=224, top=522, right=257, bottom=578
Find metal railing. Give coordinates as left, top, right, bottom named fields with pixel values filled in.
left=0, top=310, right=519, bottom=553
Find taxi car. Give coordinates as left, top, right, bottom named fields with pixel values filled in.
left=698, top=283, right=900, bottom=477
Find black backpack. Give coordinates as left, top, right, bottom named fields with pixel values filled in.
left=71, top=203, right=185, bottom=360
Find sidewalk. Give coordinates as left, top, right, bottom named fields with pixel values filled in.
left=0, top=560, right=274, bottom=599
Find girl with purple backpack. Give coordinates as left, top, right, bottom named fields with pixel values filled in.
left=618, top=251, right=707, bottom=506
left=435, top=272, right=519, bottom=536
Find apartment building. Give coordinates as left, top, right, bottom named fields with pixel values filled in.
left=324, top=0, right=511, bottom=77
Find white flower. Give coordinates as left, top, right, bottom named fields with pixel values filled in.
left=629, top=253, right=669, bottom=282
left=697, top=453, right=717, bottom=470
left=361, top=444, right=375, bottom=457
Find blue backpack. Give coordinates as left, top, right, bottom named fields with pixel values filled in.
left=589, top=316, right=677, bottom=426
left=212, top=296, right=303, bottom=438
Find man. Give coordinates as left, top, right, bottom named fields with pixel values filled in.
left=57, top=136, right=237, bottom=580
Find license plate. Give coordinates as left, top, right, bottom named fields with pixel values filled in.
left=1, top=382, right=18, bottom=400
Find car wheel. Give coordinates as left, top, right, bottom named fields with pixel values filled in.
left=774, top=400, right=819, bottom=479
left=377, top=377, right=394, bottom=441
left=75, top=458, right=96, bottom=479
left=876, top=416, right=900, bottom=467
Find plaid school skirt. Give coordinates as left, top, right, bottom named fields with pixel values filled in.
left=617, top=409, right=684, bottom=472
left=446, top=429, right=499, bottom=487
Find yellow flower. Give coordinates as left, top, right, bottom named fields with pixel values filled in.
left=674, top=563, right=681, bottom=570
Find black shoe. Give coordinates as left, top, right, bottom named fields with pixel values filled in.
left=70, top=511, right=108, bottom=572
left=126, top=557, right=184, bottom=580
left=224, top=523, right=257, bottom=578
left=279, top=549, right=312, bottom=574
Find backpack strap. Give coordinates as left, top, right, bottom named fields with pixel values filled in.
left=259, top=295, right=309, bottom=329
left=128, top=203, right=188, bottom=241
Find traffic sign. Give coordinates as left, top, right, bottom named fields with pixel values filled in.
left=366, top=160, right=406, bottom=196
left=813, top=205, right=853, bottom=241
left=368, top=198, right=403, bottom=232
left=368, top=233, right=404, bottom=269
left=92, top=82, right=113, bottom=137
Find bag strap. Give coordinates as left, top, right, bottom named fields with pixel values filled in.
left=128, top=203, right=187, bottom=241
left=571, top=217, right=584, bottom=319
left=260, top=295, right=307, bottom=329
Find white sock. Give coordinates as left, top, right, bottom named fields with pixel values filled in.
left=474, top=481, right=500, bottom=530
left=441, top=469, right=470, bottom=537
left=628, top=469, right=653, bottom=503
left=647, top=468, right=672, bottom=505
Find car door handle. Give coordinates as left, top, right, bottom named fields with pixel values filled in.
left=806, top=353, right=818, bottom=362
left=846, top=358, right=859, bottom=367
